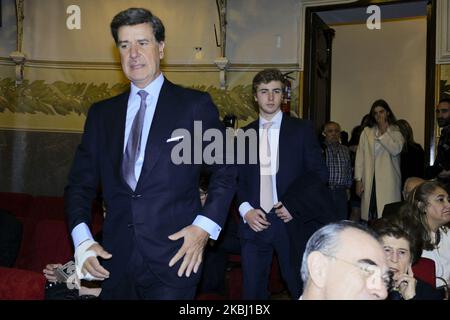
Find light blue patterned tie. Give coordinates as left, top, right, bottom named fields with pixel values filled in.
left=122, top=90, right=148, bottom=190
left=260, top=122, right=274, bottom=213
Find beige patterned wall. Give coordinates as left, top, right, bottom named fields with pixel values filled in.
left=331, top=18, right=427, bottom=147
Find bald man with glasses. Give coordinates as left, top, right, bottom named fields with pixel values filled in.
left=300, top=221, right=389, bottom=300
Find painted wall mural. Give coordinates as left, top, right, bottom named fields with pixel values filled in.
left=0, top=77, right=301, bottom=123
left=0, top=78, right=128, bottom=116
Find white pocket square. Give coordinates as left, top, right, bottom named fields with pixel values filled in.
left=166, top=136, right=184, bottom=143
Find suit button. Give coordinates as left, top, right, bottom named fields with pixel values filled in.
left=132, top=194, right=142, bottom=199
left=127, top=224, right=134, bottom=228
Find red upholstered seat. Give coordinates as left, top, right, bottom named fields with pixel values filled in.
left=27, top=196, right=65, bottom=220
left=0, top=193, right=104, bottom=300
left=14, top=218, right=73, bottom=272
left=0, top=192, right=33, bottom=218
left=14, top=217, right=38, bottom=270
left=29, top=219, right=74, bottom=272
left=0, top=267, right=46, bottom=300
left=13, top=196, right=103, bottom=271
left=412, top=257, right=436, bottom=288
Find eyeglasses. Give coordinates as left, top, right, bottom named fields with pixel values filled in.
left=323, top=253, right=393, bottom=290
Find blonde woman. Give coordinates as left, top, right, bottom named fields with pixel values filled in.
left=405, top=181, right=450, bottom=289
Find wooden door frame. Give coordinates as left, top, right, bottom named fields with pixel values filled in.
left=302, top=13, right=335, bottom=133
left=303, top=0, right=436, bottom=165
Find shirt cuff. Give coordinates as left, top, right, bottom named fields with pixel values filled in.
left=238, top=202, right=254, bottom=223
left=193, top=215, right=222, bottom=241
left=71, top=223, right=94, bottom=248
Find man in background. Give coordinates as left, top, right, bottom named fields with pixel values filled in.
left=427, top=98, right=450, bottom=191
left=321, top=121, right=352, bottom=220
left=237, top=68, right=328, bottom=299
left=382, top=177, right=424, bottom=219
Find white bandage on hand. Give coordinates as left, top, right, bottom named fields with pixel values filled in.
left=74, top=239, right=102, bottom=281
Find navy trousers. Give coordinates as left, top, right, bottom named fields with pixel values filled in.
left=329, top=187, right=349, bottom=220
left=240, top=212, right=298, bottom=299
left=100, top=246, right=196, bottom=300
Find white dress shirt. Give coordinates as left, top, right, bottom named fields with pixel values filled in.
left=422, top=229, right=450, bottom=287
left=239, top=110, right=282, bottom=221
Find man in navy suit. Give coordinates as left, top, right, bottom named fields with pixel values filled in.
left=64, top=8, right=236, bottom=299
left=237, top=69, right=329, bottom=299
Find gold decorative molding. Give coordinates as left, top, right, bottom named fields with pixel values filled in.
left=0, top=126, right=84, bottom=134
left=0, top=58, right=299, bottom=72
left=0, top=58, right=15, bottom=66
left=437, top=0, right=450, bottom=64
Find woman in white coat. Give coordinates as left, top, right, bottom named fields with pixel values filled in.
left=355, top=99, right=404, bottom=221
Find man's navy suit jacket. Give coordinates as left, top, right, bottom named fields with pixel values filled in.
left=65, top=79, right=237, bottom=290
left=236, top=114, right=330, bottom=240
left=236, top=115, right=337, bottom=296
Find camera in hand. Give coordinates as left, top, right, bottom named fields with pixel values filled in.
left=54, top=260, right=76, bottom=283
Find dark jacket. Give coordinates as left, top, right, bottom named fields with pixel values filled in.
left=387, top=278, right=444, bottom=300
left=65, top=79, right=237, bottom=290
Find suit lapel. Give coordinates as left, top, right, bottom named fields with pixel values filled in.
left=106, top=91, right=129, bottom=185
left=136, top=79, right=180, bottom=189
left=277, top=114, right=289, bottom=191
left=247, top=120, right=261, bottom=197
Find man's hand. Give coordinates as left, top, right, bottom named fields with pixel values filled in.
left=378, top=123, right=388, bottom=135
left=43, top=263, right=63, bottom=283
left=356, top=180, right=364, bottom=197
left=81, top=243, right=112, bottom=280
left=394, top=265, right=416, bottom=300
left=168, top=225, right=209, bottom=277
left=274, top=202, right=293, bottom=223
left=244, top=209, right=271, bottom=232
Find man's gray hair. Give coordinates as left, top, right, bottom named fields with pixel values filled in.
left=300, top=220, right=379, bottom=283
